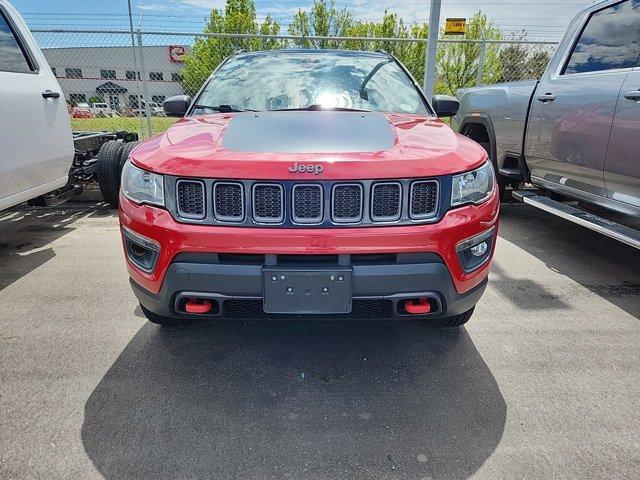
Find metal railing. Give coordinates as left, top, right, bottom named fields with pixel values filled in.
left=31, top=28, right=558, bottom=138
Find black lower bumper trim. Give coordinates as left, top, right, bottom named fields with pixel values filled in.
left=130, top=256, right=487, bottom=320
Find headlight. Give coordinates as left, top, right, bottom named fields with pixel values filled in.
left=121, top=160, right=164, bottom=207
left=451, top=161, right=494, bottom=206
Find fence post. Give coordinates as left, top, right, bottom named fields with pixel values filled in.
left=476, top=40, right=487, bottom=86
left=136, top=30, right=153, bottom=138
left=423, top=0, right=441, bottom=98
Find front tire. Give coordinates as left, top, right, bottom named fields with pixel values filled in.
left=140, top=305, right=208, bottom=328
left=428, top=307, right=475, bottom=328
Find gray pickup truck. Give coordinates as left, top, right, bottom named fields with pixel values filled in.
left=453, top=0, right=640, bottom=249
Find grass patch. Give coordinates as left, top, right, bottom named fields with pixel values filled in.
left=71, top=117, right=178, bottom=137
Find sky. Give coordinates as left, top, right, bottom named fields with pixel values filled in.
left=12, top=0, right=598, bottom=41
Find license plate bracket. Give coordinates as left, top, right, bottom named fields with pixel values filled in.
left=263, top=267, right=353, bottom=314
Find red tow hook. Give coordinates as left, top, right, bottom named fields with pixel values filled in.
left=404, top=298, right=431, bottom=314
left=185, top=298, right=212, bottom=314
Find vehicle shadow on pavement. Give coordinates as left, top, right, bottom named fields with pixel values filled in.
left=0, top=204, right=111, bottom=292
left=498, top=205, right=640, bottom=319
left=82, top=319, right=506, bottom=479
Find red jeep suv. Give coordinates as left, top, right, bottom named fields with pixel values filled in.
left=118, top=50, right=499, bottom=328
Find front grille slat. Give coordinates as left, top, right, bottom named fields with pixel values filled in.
left=410, top=180, right=438, bottom=219
left=176, top=180, right=205, bottom=219
left=214, top=182, right=244, bottom=221
left=332, top=184, right=363, bottom=223
left=174, top=178, right=440, bottom=226
left=253, top=184, right=284, bottom=223
left=371, top=182, right=401, bottom=221
left=292, top=184, right=323, bottom=224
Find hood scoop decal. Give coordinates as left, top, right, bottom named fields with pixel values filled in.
left=221, top=111, right=395, bottom=153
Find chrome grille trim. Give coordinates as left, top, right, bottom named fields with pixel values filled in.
left=331, top=183, right=363, bottom=223
left=410, top=180, right=439, bottom=219
left=252, top=183, right=284, bottom=224
left=371, top=182, right=402, bottom=222
left=292, top=184, right=323, bottom=224
left=213, top=181, right=245, bottom=222
left=176, top=179, right=206, bottom=220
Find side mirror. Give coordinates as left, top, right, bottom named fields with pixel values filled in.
left=163, top=95, right=191, bottom=117
left=432, top=95, right=459, bottom=118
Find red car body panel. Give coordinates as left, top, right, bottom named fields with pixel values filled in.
left=121, top=108, right=499, bottom=319
left=119, top=191, right=499, bottom=296
left=131, top=113, right=488, bottom=180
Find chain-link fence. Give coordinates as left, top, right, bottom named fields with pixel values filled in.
left=31, top=28, right=558, bottom=138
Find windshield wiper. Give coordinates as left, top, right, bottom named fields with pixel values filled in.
left=359, top=59, right=394, bottom=100
left=192, top=104, right=256, bottom=112
left=272, top=104, right=370, bottom=112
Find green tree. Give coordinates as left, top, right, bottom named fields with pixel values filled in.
left=435, top=12, right=502, bottom=94
left=497, top=31, right=552, bottom=83
left=181, top=0, right=281, bottom=95
left=525, top=50, right=551, bottom=79
left=288, top=0, right=353, bottom=48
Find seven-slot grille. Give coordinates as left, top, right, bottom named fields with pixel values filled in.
left=292, top=184, right=323, bottom=223
left=213, top=182, right=244, bottom=221
left=176, top=180, right=205, bottom=219
left=174, top=178, right=440, bottom=226
left=332, top=184, right=363, bottom=223
left=410, top=180, right=438, bottom=219
left=253, top=184, right=284, bottom=223
left=371, top=182, right=401, bottom=221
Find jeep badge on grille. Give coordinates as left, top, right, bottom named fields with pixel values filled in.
left=288, top=163, right=324, bottom=175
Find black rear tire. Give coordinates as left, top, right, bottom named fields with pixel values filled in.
left=140, top=305, right=208, bottom=328
left=428, top=307, right=475, bottom=328
left=96, top=140, right=124, bottom=208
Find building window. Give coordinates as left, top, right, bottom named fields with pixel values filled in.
left=69, top=93, right=86, bottom=105
left=125, top=70, right=140, bottom=80
left=51, top=67, right=56, bottom=76
left=129, top=95, right=139, bottom=108
left=65, top=68, right=82, bottom=78
left=149, top=72, right=163, bottom=81
left=171, top=72, right=182, bottom=82
left=100, top=69, right=116, bottom=79
left=152, top=95, right=166, bottom=104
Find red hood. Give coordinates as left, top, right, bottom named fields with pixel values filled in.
left=131, top=111, right=487, bottom=180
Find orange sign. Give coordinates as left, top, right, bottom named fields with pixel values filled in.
left=445, top=18, right=466, bottom=35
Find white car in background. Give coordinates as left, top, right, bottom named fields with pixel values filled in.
left=90, top=102, right=115, bottom=117
left=132, top=101, right=165, bottom=117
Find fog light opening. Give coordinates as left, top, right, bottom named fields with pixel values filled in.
left=456, top=227, right=495, bottom=274
left=128, top=241, right=149, bottom=258
left=470, top=241, right=488, bottom=257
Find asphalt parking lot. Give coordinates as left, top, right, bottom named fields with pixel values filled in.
left=0, top=201, right=638, bottom=480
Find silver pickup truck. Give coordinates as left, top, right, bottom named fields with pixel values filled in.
left=453, top=0, right=640, bottom=248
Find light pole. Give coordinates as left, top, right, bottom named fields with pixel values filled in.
left=423, top=0, right=441, bottom=100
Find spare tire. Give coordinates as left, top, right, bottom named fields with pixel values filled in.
left=96, top=140, right=124, bottom=209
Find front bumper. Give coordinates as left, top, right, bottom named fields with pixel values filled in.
left=119, top=191, right=498, bottom=318
left=129, top=253, right=489, bottom=319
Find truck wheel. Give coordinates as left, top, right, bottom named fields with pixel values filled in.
left=96, top=140, right=124, bottom=209
left=118, top=140, right=139, bottom=176
left=429, top=307, right=474, bottom=328
left=140, top=305, right=206, bottom=328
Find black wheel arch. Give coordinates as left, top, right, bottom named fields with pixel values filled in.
left=458, top=113, right=498, bottom=170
